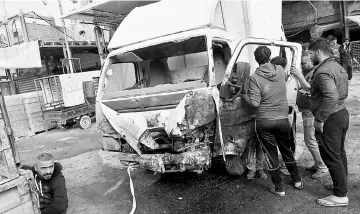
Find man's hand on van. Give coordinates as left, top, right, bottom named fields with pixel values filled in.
left=290, top=66, right=302, bottom=78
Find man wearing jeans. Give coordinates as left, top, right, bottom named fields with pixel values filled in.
left=291, top=52, right=328, bottom=180
left=242, top=46, right=302, bottom=197
left=246, top=136, right=267, bottom=181
left=308, top=39, right=349, bottom=207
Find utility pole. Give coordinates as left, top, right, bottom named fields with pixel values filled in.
left=1, top=0, right=17, bottom=95
left=57, top=0, right=74, bottom=73
left=340, top=1, right=350, bottom=41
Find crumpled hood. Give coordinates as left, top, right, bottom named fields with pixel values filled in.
left=255, top=63, right=278, bottom=82
left=99, top=89, right=219, bottom=156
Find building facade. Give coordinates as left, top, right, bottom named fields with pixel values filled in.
left=282, top=0, right=360, bottom=70
left=282, top=1, right=360, bottom=42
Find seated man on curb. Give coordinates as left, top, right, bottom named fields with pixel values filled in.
left=20, top=153, right=68, bottom=214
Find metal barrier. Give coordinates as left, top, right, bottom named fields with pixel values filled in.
left=34, top=76, right=64, bottom=111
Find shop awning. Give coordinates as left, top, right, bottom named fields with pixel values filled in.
left=346, top=15, right=360, bottom=26
left=61, top=0, right=158, bottom=27
left=0, top=41, right=42, bottom=69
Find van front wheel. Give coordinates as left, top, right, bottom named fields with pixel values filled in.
left=225, top=155, right=245, bottom=176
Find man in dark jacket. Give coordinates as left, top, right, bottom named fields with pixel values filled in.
left=21, top=153, right=68, bottom=214
left=242, top=46, right=302, bottom=197
left=308, top=39, right=349, bottom=207
left=339, top=38, right=359, bottom=84
left=290, top=52, right=328, bottom=180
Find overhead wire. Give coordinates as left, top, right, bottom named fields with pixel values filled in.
left=32, top=12, right=41, bottom=40
left=308, top=0, right=318, bottom=23
left=287, top=24, right=312, bottom=37
left=30, top=11, right=76, bottom=41
left=348, top=0, right=358, bottom=16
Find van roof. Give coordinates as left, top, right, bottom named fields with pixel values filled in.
left=108, top=0, right=220, bottom=50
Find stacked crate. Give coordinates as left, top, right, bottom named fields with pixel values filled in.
left=4, top=92, right=57, bottom=138
left=0, top=103, right=40, bottom=212
left=23, top=92, right=56, bottom=136
left=4, top=94, right=31, bottom=138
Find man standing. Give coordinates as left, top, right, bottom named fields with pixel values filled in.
left=21, top=153, right=68, bottom=214
left=242, top=46, right=302, bottom=197
left=308, top=39, right=349, bottom=207
left=330, top=37, right=340, bottom=62
left=339, top=38, right=359, bottom=85
left=290, top=52, right=328, bottom=180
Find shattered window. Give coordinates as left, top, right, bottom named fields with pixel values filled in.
left=103, top=36, right=209, bottom=99
left=137, top=36, right=209, bottom=86
left=104, top=63, right=137, bottom=93
left=213, top=41, right=231, bottom=85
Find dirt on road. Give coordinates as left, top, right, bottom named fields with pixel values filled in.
left=15, top=74, right=360, bottom=214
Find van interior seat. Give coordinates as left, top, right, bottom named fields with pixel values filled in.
left=168, top=65, right=208, bottom=84
left=146, top=60, right=171, bottom=87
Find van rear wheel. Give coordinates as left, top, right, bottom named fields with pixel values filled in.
left=225, top=155, right=245, bottom=176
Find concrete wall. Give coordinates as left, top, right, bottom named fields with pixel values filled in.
left=283, top=1, right=360, bottom=31
left=282, top=1, right=340, bottom=29
left=27, top=23, right=64, bottom=41
left=27, top=22, right=90, bottom=42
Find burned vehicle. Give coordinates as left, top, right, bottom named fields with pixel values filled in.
left=96, top=0, right=302, bottom=175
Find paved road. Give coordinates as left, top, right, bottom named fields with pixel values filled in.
left=16, top=122, right=101, bottom=164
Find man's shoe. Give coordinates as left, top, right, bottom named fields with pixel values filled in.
left=257, top=170, right=268, bottom=179
left=270, top=185, right=285, bottom=197
left=306, top=165, right=318, bottom=172
left=279, top=163, right=290, bottom=176
left=311, top=169, right=328, bottom=180
left=294, top=180, right=304, bottom=190
left=247, top=170, right=256, bottom=180
left=317, top=195, right=349, bottom=207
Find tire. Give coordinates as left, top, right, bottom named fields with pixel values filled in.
left=225, top=155, right=245, bottom=176
left=80, top=115, right=92, bottom=129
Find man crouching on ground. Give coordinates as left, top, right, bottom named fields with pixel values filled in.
left=21, top=153, right=68, bottom=214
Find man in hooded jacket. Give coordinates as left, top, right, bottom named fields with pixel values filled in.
left=242, top=46, right=302, bottom=197
left=20, top=153, right=68, bottom=214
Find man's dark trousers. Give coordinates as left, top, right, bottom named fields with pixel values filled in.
left=316, top=108, right=349, bottom=197
left=256, top=118, right=301, bottom=189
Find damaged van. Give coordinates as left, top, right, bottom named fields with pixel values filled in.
left=96, top=0, right=302, bottom=175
